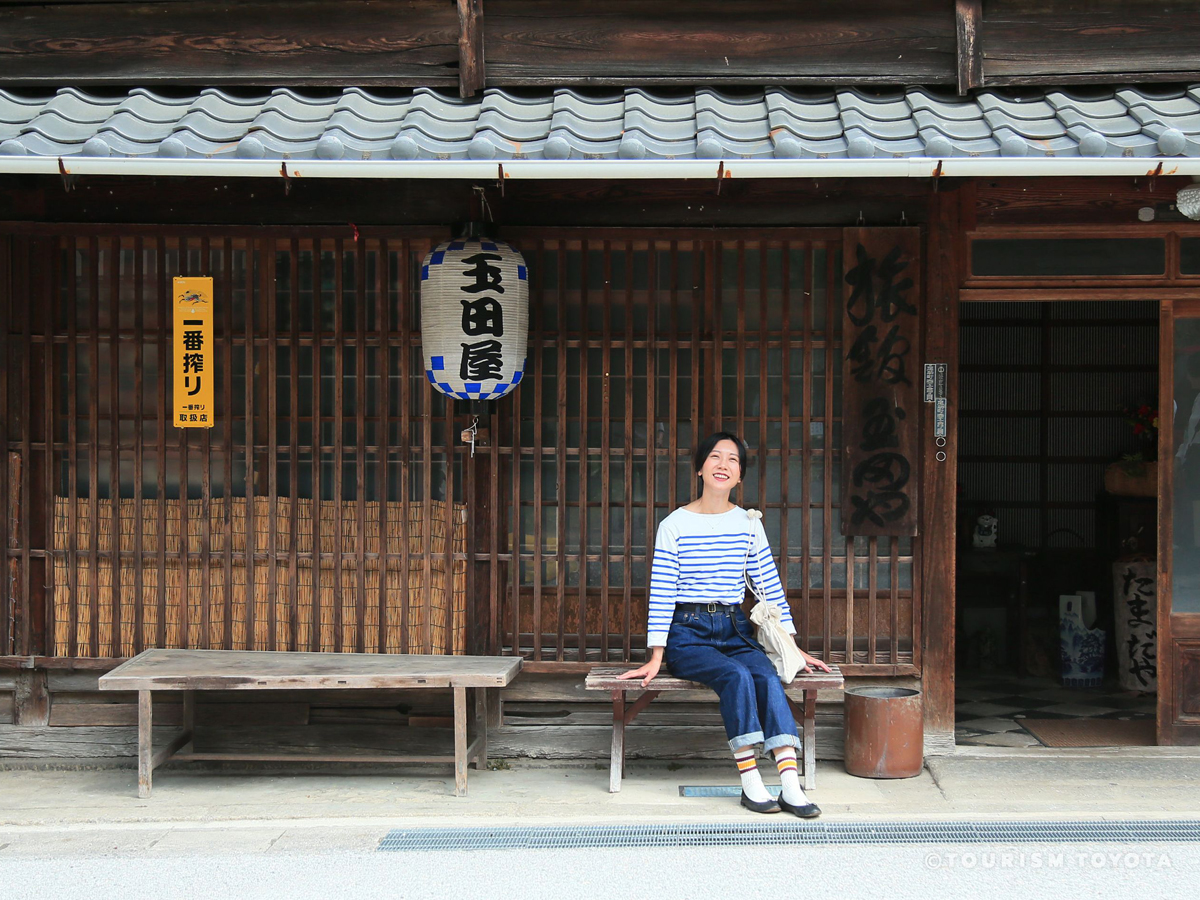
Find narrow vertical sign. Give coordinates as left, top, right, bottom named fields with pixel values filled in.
left=173, top=276, right=215, bottom=428
left=841, top=228, right=921, bottom=536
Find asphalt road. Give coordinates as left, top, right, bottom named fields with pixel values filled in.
left=1, top=832, right=1194, bottom=900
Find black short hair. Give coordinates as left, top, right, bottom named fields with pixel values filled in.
left=694, top=431, right=749, bottom=475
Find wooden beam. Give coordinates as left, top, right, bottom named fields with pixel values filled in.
left=0, top=2, right=459, bottom=86
left=955, top=0, right=983, bottom=94
left=457, top=0, right=486, bottom=97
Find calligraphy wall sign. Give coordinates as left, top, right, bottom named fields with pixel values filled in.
left=841, top=228, right=921, bottom=536
left=172, top=276, right=215, bottom=428
left=420, top=237, right=529, bottom=401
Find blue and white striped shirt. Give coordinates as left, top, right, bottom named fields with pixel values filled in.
left=647, top=506, right=794, bottom=648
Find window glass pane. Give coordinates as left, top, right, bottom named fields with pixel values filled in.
left=972, top=238, right=1165, bottom=277
left=1181, top=238, right=1200, bottom=275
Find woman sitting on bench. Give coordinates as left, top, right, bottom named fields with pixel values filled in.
left=619, top=432, right=831, bottom=817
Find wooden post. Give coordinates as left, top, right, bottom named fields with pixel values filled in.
left=453, top=685, right=468, bottom=796
left=138, top=689, right=153, bottom=798
left=803, top=690, right=817, bottom=791
left=609, top=689, right=625, bottom=793
left=472, top=687, right=488, bottom=769
left=955, top=0, right=983, bottom=95
left=457, top=0, right=485, bottom=97
left=921, top=186, right=967, bottom=741
left=13, top=668, right=49, bottom=726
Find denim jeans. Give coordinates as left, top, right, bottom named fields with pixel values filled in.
left=664, top=603, right=801, bottom=752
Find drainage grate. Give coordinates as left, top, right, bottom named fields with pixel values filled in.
left=378, top=820, right=1200, bottom=851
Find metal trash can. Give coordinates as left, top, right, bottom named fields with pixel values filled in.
left=843, top=686, right=923, bottom=779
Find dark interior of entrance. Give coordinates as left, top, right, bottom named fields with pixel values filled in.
left=954, top=300, right=1158, bottom=748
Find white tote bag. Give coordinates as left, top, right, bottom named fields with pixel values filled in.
left=744, top=509, right=805, bottom=683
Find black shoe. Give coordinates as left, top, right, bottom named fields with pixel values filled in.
left=740, top=791, right=781, bottom=814
left=777, top=795, right=821, bottom=818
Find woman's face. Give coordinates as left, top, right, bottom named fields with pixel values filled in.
left=699, top=439, right=742, bottom=494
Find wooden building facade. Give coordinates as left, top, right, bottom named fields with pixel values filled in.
left=3, top=1, right=1200, bottom=756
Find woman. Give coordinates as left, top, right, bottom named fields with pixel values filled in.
left=619, top=432, right=831, bottom=816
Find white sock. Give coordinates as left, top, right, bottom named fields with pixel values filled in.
left=774, top=746, right=810, bottom=806
left=734, top=747, right=772, bottom=802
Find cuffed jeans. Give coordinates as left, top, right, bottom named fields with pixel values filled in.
left=664, top=603, right=801, bottom=752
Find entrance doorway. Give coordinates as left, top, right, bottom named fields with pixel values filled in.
left=953, top=300, right=1158, bottom=748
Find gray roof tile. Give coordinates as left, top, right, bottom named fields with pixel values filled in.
left=4, top=84, right=1200, bottom=162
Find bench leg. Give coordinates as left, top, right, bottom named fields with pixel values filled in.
left=180, top=690, right=195, bottom=754
left=609, top=690, right=625, bottom=793
left=453, top=686, right=468, bottom=797
left=472, top=688, right=488, bottom=770
left=803, top=690, right=817, bottom=792
left=138, top=690, right=153, bottom=799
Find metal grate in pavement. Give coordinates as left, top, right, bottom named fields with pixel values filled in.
left=680, top=785, right=781, bottom=797
left=378, top=819, right=1200, bottom=851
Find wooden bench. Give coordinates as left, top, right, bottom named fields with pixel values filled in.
left=585, top=664, right=844, bottom=793
left=99, top=648, right=521, bottom=798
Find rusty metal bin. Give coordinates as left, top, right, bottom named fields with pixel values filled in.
left=843, top=687, right=923, bottom=779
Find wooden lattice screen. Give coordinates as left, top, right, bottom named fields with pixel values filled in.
left=3, top=227, right=918, bottom=673
left=499, top=230, right=919, bottom=671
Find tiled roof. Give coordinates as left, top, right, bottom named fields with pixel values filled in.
left=4, top=85, right=1200, bottom=162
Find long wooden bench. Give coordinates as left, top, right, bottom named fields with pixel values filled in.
left=99, top=648, right=521, bottom=798
left=585, top=664, right=844, bottom=793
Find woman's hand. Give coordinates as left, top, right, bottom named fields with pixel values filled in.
left=799, top=647, right=832, bottom=673
left=617, top=647, right=664, bottom=687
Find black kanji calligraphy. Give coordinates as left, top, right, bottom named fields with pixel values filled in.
left=460, top=339, right=503, bottom=381
left=460, top=253, right=505, bottom=295
left=460, top=296, right=504, bottom=337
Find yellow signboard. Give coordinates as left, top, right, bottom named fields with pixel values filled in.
left=173, top=276, right=215, bottom=428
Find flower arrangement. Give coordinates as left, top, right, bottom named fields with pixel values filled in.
left=1119, top=402, right=1159, bottom=475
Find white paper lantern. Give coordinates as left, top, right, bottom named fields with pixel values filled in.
left=420, top=237, right=529, bottom=401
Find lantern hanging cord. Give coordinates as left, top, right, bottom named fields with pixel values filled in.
left=473, top=185, right=494, bottom=223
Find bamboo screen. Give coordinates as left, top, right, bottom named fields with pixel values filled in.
left=34, top=233, right=468, bottom=657
left=3, top=228, right=918, bottom=673
left=500, top=232, right=918, bottom=671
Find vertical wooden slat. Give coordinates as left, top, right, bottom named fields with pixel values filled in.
left=377, top=239, right=390, bottom=654
left=65, top=240, right=79, bottom=655
left=554, top=241, right=567, bottom=660
left=868, top=536, right=878, bottom=665
left=780, top=242, right=793, bottom=623
left=696, top=242, right=708, bottom=472
left=758, top=243, right=768, bottom=537
left=222, top=237, right=234, bottom=651
left=265, top=239, right=278, bottom=651
left=243, top=237, right=257, bottom=650
left=890, top=535, right=900, bottom=665
left=798, top=241, right=812, bottom=653
left=0, top=236, right=10, bottom=657
left=177, top=237, right=191, bottom=651
left=333, top=239, right=345, bottom=652
left=509, top=333, right=519, bottom=658
left=668, top=241, right=678, bottom=515
left=577, top=239, right=590, bottom=661
left=599, top=241, right=611, bottom=662
left=107, top=237, right=122, bottom=656
left=422, top=293, right=434, bottom=657
left=642, top=241, right=657, bottom=663
left=356, top=236, right=369, bottom=654
left=398, top=240, right=412, bottom=654
left=155, top=237, right=168, bottom=650
left=88, top=236, right=100, bottom=658
left=821, top=243, right=833, bottom=664
left=489, top=249, right=501, bottom=654
left=531, top=239, right=544, bottom=661
left=442, top=327, right=455, bottom=656
left=622, top=242, right=634, bottom=662
left=735, top=240, right=746, bottom=462
left=132, top=236, right=145, bottom=652
left=35, top=238, right=51, bottom=658
left=199, top=236, right=212, bottom=652
left=311, top=238, right=324, bottom=651
left=289, top=238, right=301, bottom=651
